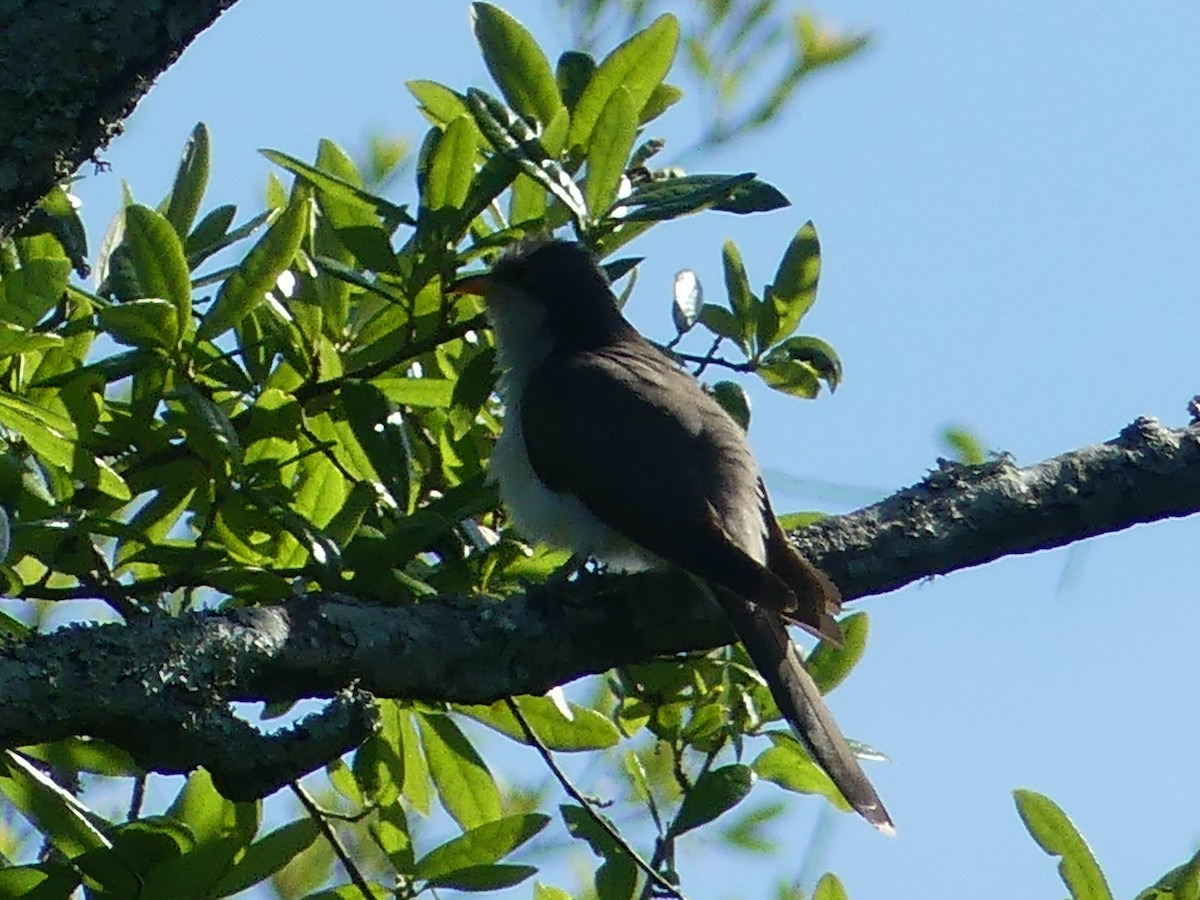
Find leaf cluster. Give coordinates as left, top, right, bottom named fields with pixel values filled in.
left=0, top=4, right=866, bottom=897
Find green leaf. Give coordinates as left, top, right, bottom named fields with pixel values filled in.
left=98, top=298, right=180, bottom=350
left=556, top=51, right=595, bottom=112
left=1138, top=846, right=1200, bottom=900
left=417, top=712, right=502, bottom=829
left=0, top=864, right=79, bottom=897
left=1014, top=789, right=1113, bottom=900
left=569, top=14, right=679, bottom=152
left=0, top=257, right=71, bottom=328
left=806, top=612, right=868, bottom=694
left=399, top=710, right=433, bottom=815
left=186, top=203, right=236, bottom=264
left=534, top=883, right=575, bottom=900
left=141, top=771, right=259, bottom=899
left=467, top=88, right=588, bottom=225
left=0, top=322, right=64, bottom=357
left=124, top=204, right=192, bottom=342
left=620, top=172, right=756, bottom=222
left=698, top=303, right=742, bottom=348
left=472, top=3, right=563, bottom=127
left=428, top=864, right=538, bottom=892
left=668, top=764, right=754, bottom=837
left=0, top=394, right=130, bottom=499
left=162, top=122, right=210, bottom=238
left=313, top=139, right=398, bottom=274
left=766, top=336, right=842, bottom=392
left=713, top=178, right=790, bottom=213
left=585, top=86, right=638, bottom=217
left=369, top=801, right=415, bottom=874
left=423, top=115, right=479, bottom=235
left=758, top=358, right=821, bottom=399
left=198, top=183, right=310, bottom=340
left=18, top=738, right=140, bottom=778
left=560, top=805, right=636, bottom=900
left=414, top=813, right=550, bottom=883
left=753, top=736, right=851, bottom=812
left=370, top=377, right=455, bottom=408
left=722, top=240, right=757, bottom=352
left=262, top=149, right=411, bottom=234
left=813, top=872, right=850, bottom=900
left=209, top=819, right=321, bottom=897
left=0, top=751, right=111, bottom=858
left=940, top=425, right=987, bottom=465
left=709, top=381, right=750, bottom=431
left=407, top=80, right=471, bottom=125
left=640, top=83, right=683, bottom=124
left=458, top=697, right=621, bottom=752
left=761, top=221, right=820, bottom=347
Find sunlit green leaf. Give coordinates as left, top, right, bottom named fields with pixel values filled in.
left=758, top=358, right=821, bottom=399
left=123, top=204, right=192, bottom=342
left=806, top=612, right=868, bottom=694
left=162, top=122, right=210, bottom=238
left=721, top=239, right=757, bottom=352
left=760, top=221, right=820, bottom=348
left=458, top=697, right=621, bottom=752
left=98, top=298, right=179, bottom=350
left=472, top=3, right=564, bottom=127
left=753, top=735, right=851, bottom=812
left=407, top=80, right=471, bottom=125
left=569, top=14, right=679, bottom=152
left=198, top=184, right=310, bottom=340
left=313, top=138, right=398, bottom=274
left=1014, top=789, right=1113, bottom=900
left=418, top=712, right=502, bottom=829
left=0, top=751, right=111, bottom=858
left=414, top=813, right=550, bottom=883
left=813, top=872, right=850, bottom=900
left=585, top=86, right=637, bottom=218
left=766, top=336, right=841, bottom=392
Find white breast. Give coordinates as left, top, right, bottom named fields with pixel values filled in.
left=488, top=293, right=658, bottom=571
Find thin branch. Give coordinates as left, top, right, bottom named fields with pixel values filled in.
left=504, top=698, right=686, bottom=900
left=291, top=781, right=374, bottom=900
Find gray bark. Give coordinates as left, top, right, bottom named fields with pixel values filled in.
left=0, top=0, right=238, bottom=238
left=2, top=416, right=1196, bottom=798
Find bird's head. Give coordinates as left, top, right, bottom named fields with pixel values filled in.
left=450, top=239, right=627, bottom=357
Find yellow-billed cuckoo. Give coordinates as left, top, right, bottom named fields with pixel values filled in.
left=452, top=238, right=892, bottom=832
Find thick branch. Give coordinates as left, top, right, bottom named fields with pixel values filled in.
left=0, top=0, right=239, bottom=237
left=1, top=417, right=1197, bottom=796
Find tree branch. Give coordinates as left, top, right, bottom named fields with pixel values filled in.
left=2, top=416, right=1197, bottom=796
left=0, top=0, right=240, bottom=238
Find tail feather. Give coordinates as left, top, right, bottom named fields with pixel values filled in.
left=714, top=586, right=894, bottom=833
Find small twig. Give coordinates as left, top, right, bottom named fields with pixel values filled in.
left=128, top=774, right=146, bottom=821
left=503, top=698, right=687, bottom=900
left=290, top=781, right=375, bottom=900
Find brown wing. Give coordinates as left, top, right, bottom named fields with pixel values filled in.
left=761, top=481, right=844, bottom=642
left=520, top=339, right=791, bottom=605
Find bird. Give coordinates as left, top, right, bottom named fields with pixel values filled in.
left=450, top=237, right=893, bottom=832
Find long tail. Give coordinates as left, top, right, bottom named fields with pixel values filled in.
left=714, top=587, right=894, bottom=833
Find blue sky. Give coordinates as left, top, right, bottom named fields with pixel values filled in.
left=68, top=1, right=1200, bottom=897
